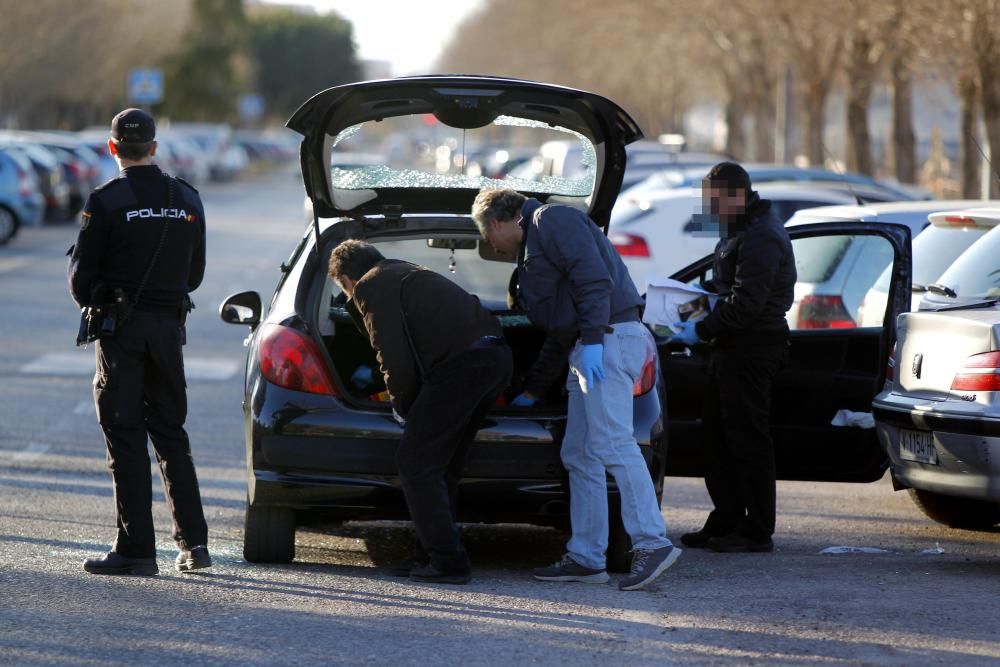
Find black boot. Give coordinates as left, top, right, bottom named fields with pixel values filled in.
left=83, top=552, right=158, bottom=576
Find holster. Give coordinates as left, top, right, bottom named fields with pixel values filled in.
left=75, top=287, right=131, bottom=347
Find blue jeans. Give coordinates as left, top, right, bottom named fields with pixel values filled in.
left=562, top=321, right=672, bottom=570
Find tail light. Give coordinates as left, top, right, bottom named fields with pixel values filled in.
left=798, top=295, right=856, bottom=329
left=258, top=323, right=338, bottom=396
left=611, top=232, right=650, bottom=257
left=633, top=354, right=657, bottom=396
left=16, top=165, right=32, bottom=197
left=951, top=351, right=1000, bottom=392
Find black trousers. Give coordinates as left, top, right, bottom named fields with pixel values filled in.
left=396, top=339, right=513, bottom=574
left=93, top=309, right=208, bottom=558
left=701, top=342, right=788, bottom=542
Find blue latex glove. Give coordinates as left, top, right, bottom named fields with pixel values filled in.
left=511, top=393, right=538, bottom=407
left=351, top=365, right=374, bottom=389
left=391, top=407, right=406, bottom=427
left=671, top=321, right=701, bottom=346
left=578, top=343, right=606, bottom=387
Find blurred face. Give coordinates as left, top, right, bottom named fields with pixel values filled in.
left=482, top=215, right=523, bottom=257
left=702, top=183, right=747, bottom=219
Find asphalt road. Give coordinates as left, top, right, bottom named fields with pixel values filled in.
left=0, top=165, right=997, bottom=666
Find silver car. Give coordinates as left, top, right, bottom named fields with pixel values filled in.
left=872, top=215, right=1000, bottom=529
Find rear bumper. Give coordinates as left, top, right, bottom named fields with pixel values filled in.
left=872, top=402, right=1000, bottom=501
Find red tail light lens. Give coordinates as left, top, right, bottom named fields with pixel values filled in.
left=798, top=295, right=856, bottom=329
left=611, top=232, right=650, bottom=257
left=633, top=355, right=657, bottom=396
left=259, top=324, right=338, bottom=396
left=951, top=351, right=1000, bottom=392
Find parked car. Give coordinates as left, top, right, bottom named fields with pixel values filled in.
left=0, top=147, right=45, bottom=243
left=857, top=204, right=1000, bottom=327
left=609, top=182, right=860, bottom=293
left=0, top=142, right=71, bottom=221
left=872, top=213, right=1000, bottom=527
left=220, top=76, right=912, bottom=568
left=621, top=163, right=925, bottom=204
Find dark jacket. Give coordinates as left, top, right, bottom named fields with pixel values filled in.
left=351, top=259, right=502, bottom=417
left=68, top=165, right=206, bottom=312
left=695, top=194, right=796, bottom=347
left=516, top=199, right=643, bottom=395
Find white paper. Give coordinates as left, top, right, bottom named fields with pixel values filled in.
left=642, top=277, right=718, bottom=333
left=830, top=409, right=876, bottom=429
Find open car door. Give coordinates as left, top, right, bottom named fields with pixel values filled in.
left=660, top=221, right=912, bottom=482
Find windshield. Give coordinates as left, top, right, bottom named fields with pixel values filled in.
left=872, top=224, right=987, bottom=292
left=328, top=115, right=596, bottom=198
left=931, top=224, right=1000, bottom=299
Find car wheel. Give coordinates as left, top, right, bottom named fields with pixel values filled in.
left=0, top=207, right=19, bottom=245
left=607, top=497, right=633, bottom=573
left=243, top=501, right=296, bottom=563
left=908, top=488, right=1000, bottom=530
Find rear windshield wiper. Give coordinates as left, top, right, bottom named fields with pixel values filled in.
left=932, top=298, right=1000, bottom=312
left=927, top=283, right=957, bottom=298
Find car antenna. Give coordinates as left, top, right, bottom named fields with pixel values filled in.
left=820, top=141, right=864, bottom=206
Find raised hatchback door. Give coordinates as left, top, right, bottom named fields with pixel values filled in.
left=659, top=221, right=912, bottom=482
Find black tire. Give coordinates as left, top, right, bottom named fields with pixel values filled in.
left=607, top=497, right=633, bottom=573
left=0, top=206, right=19, bottom=245
left=243, top=502, right=296, bottom=563
left=908, top=488, right=1000, bottom=530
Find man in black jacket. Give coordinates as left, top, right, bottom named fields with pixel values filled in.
left=328, top=240, right=512, bottom=584
left=68, top=108, right=210, bottom=575
left=673, top=162, right=796, bottom=553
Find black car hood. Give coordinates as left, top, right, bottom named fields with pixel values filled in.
left=286, top=76, right=642, bottom=228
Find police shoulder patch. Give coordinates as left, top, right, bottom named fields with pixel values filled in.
left=80, top=211, right=92, bottom=231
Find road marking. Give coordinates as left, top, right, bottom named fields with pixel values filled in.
left=19, top=353, right=239, bottom=381
left=0, top=257, right=31, bottom=273
left=13, top=443, right=50, bottom=461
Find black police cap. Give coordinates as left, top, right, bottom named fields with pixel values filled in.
left=110, top=108, right=156, bottom=143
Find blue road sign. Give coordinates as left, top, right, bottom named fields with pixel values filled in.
left=128, top=68, right=164, bottom=105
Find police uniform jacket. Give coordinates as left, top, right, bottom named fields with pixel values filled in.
left=68, top=164, right=206, bottom=312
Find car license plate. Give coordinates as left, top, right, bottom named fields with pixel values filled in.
left=899, top=429, right=937, bottom=465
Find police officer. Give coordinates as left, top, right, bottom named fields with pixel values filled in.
left=673, top=162, right=796, bottom=553
left=68, top=108, right=210, bottom=575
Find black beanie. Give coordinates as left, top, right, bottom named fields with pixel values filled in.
left=704, top=161, right=752, bottom=192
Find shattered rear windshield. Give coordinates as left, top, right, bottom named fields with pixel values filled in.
left=328, top=115, right=596, bottom=197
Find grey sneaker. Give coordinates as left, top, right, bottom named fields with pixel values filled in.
left=175, top=545, right=212, bottom=573
left=619, top=545, right=682, bottom=591
left=532, top=555, right=610, bottom=583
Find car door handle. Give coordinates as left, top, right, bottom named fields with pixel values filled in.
left=670, top=348, right=692, bottom=357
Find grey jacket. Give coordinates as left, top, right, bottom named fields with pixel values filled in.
left=516, top=199, right=643, bottom=395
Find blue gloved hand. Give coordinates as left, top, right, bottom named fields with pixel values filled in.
left=351, top=365, right=374, bottom=389
left=671, top=321, right=701, bottom=346
left=579, top=343, right=606, bottom=387
left=391, top=407, right=406, bottom=427
left=511, top=392, right=538, bottom=407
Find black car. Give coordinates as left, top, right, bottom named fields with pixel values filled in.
left=221, top=77, right=913, bottom=569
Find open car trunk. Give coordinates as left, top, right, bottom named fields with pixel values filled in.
left=322, top=300, right=569, bottom=410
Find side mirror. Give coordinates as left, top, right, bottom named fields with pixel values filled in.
left=220, top=291, right=262, bottom=327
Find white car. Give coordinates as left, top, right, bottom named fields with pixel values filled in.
left=859, top=205, right=1000, bottom=327
left=610, top=183, right=860, bottom=293
left=873, top=218, right=1000, bottom=528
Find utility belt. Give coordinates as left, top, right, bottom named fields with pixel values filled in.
left=76, top=289, right=194, bottom=347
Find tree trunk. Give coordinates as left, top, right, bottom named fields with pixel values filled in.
left=977, top=56, right=1000, bottom=197
left=846, top=34, right=874, bottom=176
left=891, top=54, right=917, bottom=184
left=748, top=35, right=775, bottom=162
left=805, top=83, right=827, bottom=166
left=724, top=94, right=746, bottom=160
left=959, top=71, right=980, bottom=199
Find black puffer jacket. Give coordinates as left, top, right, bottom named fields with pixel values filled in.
left=695, top=194, right=796, bottom=346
